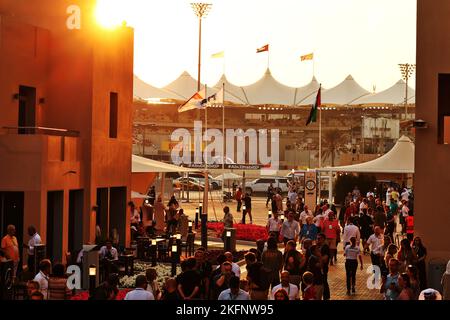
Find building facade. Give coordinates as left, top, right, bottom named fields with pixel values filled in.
left=416, top=0, right=450, bottom=260
left=0, top=0, right=134, bottom=263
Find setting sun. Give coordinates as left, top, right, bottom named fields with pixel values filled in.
left=94, top=0, right=126, bottom=28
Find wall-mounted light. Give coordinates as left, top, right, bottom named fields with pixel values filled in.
left=413, top=119, right=428, bottom=129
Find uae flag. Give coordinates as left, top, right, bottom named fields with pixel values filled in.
left=178, top=89, right=206, bottom=113
left=256, top=44, right=269, bottom=53
left=306, top=86, right=321, bottom=126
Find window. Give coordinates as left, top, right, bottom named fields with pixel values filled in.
left=109, top=92, right=118, bottom=138
left=438, top=74, right=450, bottom=144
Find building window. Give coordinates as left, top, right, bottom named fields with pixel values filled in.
left=438, top=74, right=450, bottom=144
left=110, top=92, right=118, bottom=138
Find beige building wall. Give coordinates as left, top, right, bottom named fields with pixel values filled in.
left=416, top=0, right=450, bottom=260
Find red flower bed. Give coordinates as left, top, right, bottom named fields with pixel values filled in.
left=207, top=222, right=268, bottom=242
left=70, top=288, right=132, bottom=300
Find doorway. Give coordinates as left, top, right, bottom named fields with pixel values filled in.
left=0, top=192, right=24, bottom=260
left=68, top=190, right=84, bottom=254
left=46, top=191, right=64, bottom=262
left=109, top=187, right=127, bottom=247
left=96, top=188, right=109, bottom=241
left=18, top=86, right=36, bottom=134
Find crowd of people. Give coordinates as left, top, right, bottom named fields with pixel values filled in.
left=1, top=181, right=449, bottom=301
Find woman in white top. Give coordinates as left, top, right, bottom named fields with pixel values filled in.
left=344, top=237, right=363, bottom=295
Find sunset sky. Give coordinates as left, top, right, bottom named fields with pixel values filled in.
left=96, top=0, right=417, bottom=91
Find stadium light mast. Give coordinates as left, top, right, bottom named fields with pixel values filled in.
left=398, top=63, right=416, bottom=121
left=191, top=3, right=212, bottom=92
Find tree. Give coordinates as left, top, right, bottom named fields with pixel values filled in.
left=321, top=129, right=350, bottom=167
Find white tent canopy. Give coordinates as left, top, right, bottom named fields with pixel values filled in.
left=318, top=135, right=414, bottom=174
left=302, top=75, right=370, bottom=106
left=212, top=75, right=248, bottom=105
left=351, top=80, right=415, bottom=106
left=132, top=155, right=200, bottom=173
left=133, top=75, right=181, bottom=101
left=131, top=190, right=150, bottom=199
left=164, top=71, right=199, bottom=100
left=295, top=77, right=321, bottom=105
left=242, top=69, right=298, bottom=106
left=215, top=172, right=242, bottom=180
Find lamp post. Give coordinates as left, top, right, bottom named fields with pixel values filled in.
left=195, top=207, right=199, bottom=229
left=150, top=239, right=157, bottom=267
left=88, top=264, right=97, bottom=297
left=398, top=63, right=416, bottom=121
left=171, top=245, right=178, bottom=277
left=190, top=3, right=212, bottom=92
left=242, top=205, right=247, bottom=225
left=201, top=210, right=208, bottom=249
left=225, top=230, right=232, bottom=252
left=188, top=220, right=193, bottom=233
left=268, top=210, right=272, bottom=219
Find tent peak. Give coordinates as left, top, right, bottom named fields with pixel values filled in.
left=398, top=135, right=412, bottom=142
left=345, top=75, right=354, bottom=81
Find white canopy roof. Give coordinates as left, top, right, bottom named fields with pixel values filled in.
left=132, top=155, right=199, bottom=173
left=212, top=75, right=248, bottom=105
left=318, top=135, right=414, bottom=174
left=131, top=191, right=150, bottom=199
left=351, top=80, right=415, bottom=106
left=241, top=69, right=298, bottom=106
left=164, top=71, right=199, bottom=100
left=215, top=172, right=242, bottom=180
left=133, top=75, right=182, bottom=101
left=295, top=77, right=321, bottom=105
left=301, top=75, right=370, bottom=106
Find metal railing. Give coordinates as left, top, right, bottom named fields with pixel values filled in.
left=1, top=126, right=80, bottom=137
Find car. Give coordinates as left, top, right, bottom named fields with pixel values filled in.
left=173, top=177, right=204, bottom=191
left=187, top=173, right=222, bottom=190
left=244, top=177, right=289, bottom=195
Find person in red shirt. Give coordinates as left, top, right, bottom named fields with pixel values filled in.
left=405, top=213, right=414, bottom=242
left=302, top=271, right=316, bottom=300
left=344, top=202, right=357, bottom=225
left=1, top=224, right=20, bottom=277
left=320, top=213, right=341, bottom=265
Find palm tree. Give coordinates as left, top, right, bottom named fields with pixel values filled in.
left=321, top=129, right=350, bottom=167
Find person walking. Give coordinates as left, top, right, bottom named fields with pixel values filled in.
left=441, top=260, right=450, bottom=300
left=365, top=226, right=384, bottom=268
left=343, top=237, right=363, bottom=295
left=266, top=212, right=282, bottom=242
left=235, top=187, right=243, bottom=212
left=397, top=238, right=418, bottom=273
left=280, top=212, right=300, bottom=245
left=320, top=212, right=340, bottom=265
left=343, top=216, right=361, bottom=247
left=270, top=271, right=299, bottom=300
left=266, top=183, right=274, bottom=208
left=300, top=217, right=318, bottom=242
left=380, top=258, right=401, bottom=300
left=412, top=237, right=428, bottom=290
left=261, top=237, right=284, bottom=289
left=397, top=273, right=415, bottom=300
left=243, top=193, right=253, bottom=224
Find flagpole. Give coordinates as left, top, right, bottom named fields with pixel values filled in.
left=318, top=83, right=322, bottom=169
left=222, top=82, right=225, bottom=173
left=205, top=84, right=208, bottom=172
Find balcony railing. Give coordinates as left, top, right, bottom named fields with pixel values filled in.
left=1, top=126, right=80, bottom=137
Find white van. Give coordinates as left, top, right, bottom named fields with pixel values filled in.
left=245, top=177, right=289, bottom=195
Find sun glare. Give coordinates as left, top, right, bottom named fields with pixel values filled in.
left=95, top=0, right=125, bottom=29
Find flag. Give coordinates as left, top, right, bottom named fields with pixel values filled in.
left=306, top=86, right=321, bottom=126
left=205, top=88, right=224, bottom=106
left=301, top=53, right=314, bottom=61
left=178, top=89, right=206, bottom=113
left=211, top=51, right=225, bottom=59
left=256, top=44, right=269, bottom=53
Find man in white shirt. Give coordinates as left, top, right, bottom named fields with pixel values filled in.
left=343, top=217, right=361, bottom=246
left=266, top=212, right=282, bottom=241
left=270, top=271, right=299, bottom=300
left=24, top=226, right=41, bottom=272
left=299, top=205, right=313, bottom=226
left=33, top=259, right=51, bottom=300
left=218, top=276, right=250, bottom=300
left=99, top=240, right=119, bottom=261
left=365, top=226, right=384, bottom=267
left=281, top=212, right=300, bottom=244
left=224, top=251, right=241, bottom=278
left=124, top=275, right=155, bottom=300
